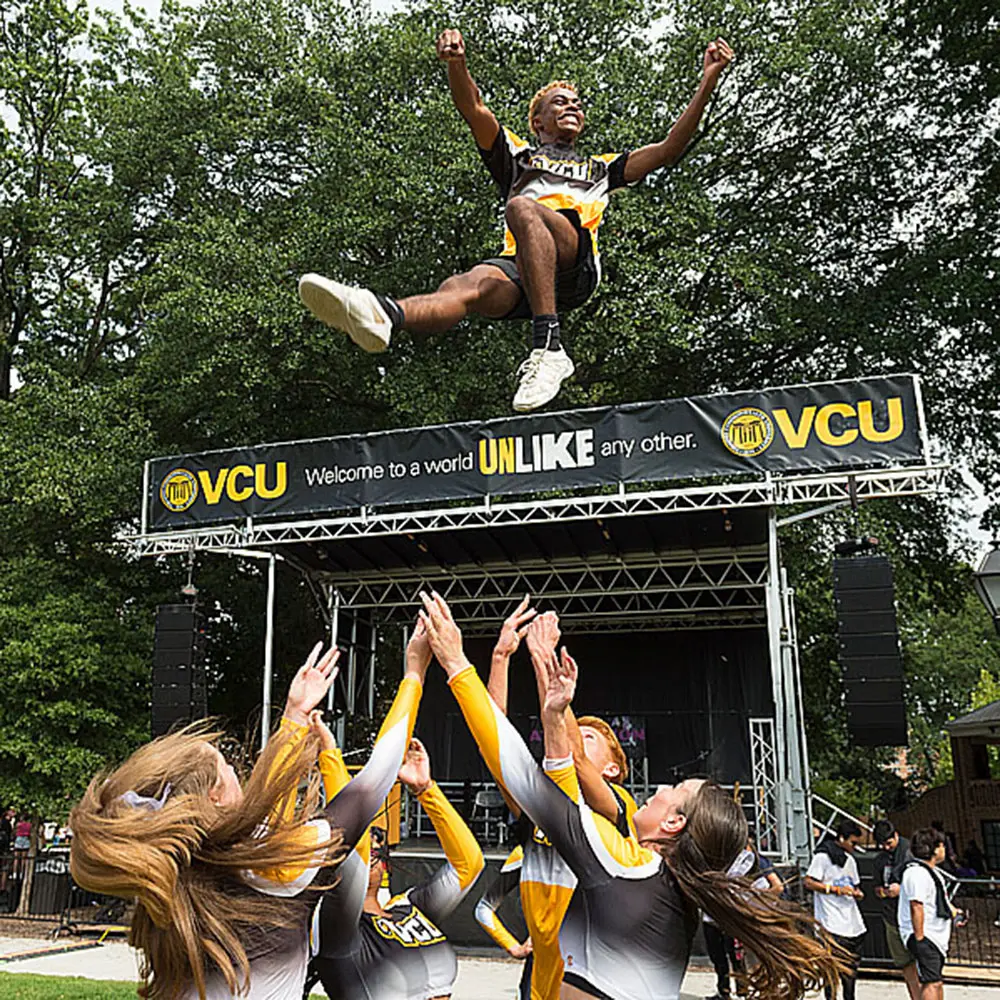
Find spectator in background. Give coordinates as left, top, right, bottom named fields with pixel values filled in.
left=0, top=808, right=13, bottom=894
left=0, top=808, right=12, bottom=855
left=899, top=827, right=962, bottom=1000
left=873, top=820, right=920, bottom=1000
left=804, top=819, right=867, bottom=1000
left=930, top=821, right=958, bottom=874
left=961, top=840, right=986, bottom=876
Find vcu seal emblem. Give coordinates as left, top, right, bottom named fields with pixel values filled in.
left=160, top=468, right=199, bottom=512
left=721, top=407, right=774, bottom=457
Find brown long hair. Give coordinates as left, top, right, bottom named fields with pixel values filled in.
left=70, top=723, right=346, bottom=1000
left=660, top=784, right=850, bottom=999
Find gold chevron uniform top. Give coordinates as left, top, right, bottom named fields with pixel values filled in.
left=184, top=676, right=423, bottom=1000
left=475, top=788, right=637, bottom=1000
left=479, top=126, right=633, bottom=276
left=310, top=743, right=484, bottom=999
left=450, top=666, right=697, bottom=1000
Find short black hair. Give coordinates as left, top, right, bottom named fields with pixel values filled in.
left=873, top=820, right=896, bottom=846
left=911, top=827, right=945, bottom=860
left=837, top=819, right=863, bottom=841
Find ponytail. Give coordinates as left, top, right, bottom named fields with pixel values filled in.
left=663, top=785, right=849, bottom=999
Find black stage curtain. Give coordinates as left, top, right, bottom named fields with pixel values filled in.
left=413, top=628, right=772, bottom=787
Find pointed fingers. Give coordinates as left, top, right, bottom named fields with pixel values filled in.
left=303, top=640, right=324, bottom=672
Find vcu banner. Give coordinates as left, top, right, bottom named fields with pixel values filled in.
left=148, top=375, right=927, bottom=530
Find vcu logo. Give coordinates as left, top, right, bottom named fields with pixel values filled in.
left=159, top=463, right=287, bottom=511
left=721, top=397, right=905, bottom=456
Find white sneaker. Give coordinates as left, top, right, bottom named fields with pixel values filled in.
left=298, top=273, right=392, bottom=354
left=512, top=347, right=575, bottom=412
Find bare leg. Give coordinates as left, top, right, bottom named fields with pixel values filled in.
left=903, top=962, right=921, bottom=1000
left=920, top=983, right=943, bottom=1000
left=398, top=265, right=521, bottom=334
left=504, top=197, right=580, bottom=317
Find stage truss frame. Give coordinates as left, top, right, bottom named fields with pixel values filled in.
left=130, top=462, right=946, bottom=865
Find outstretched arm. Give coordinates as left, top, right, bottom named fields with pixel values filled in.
left=399, top=738, right=485, bottom=922
left=437, top=29, right=500, bottom=150
left=487, top=596, right=537, bottom=715
left=475, top=848, right=532, bottom=958
left=623, top=38, right=735, bottom=183
left=526, top=620, right=623, bottom=827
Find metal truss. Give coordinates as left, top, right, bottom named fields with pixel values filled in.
left=750, top=717, right=781, bottom=856
left=129, top=464, right=947, bottom=559
left=320, top=547, right=769, bottom=631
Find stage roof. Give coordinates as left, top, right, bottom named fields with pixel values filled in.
left=130, top=375, right=945, bottom=632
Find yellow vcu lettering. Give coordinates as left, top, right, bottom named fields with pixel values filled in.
left=479, top=439, right=498, bottom=475
left=198, top=468, right=229, bottom=504
left=498, top=437, right=516, bottom=475
left=226, top=464, right=254, bottom=502
left=858, top=398, right=903, bottom=442
left=255, top=462, right=286, bottom=499
left=773, top=406, right=816, bottom=449
left=815, top=402, right=858, bottom=446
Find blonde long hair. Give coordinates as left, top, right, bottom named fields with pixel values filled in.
left=70, top=723, right=345, bottom=1000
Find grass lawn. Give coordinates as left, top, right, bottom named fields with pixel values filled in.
left=0, top=972, right=326, bottom=997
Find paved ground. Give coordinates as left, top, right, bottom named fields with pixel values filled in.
left=0, top=936, right=997, bottom=998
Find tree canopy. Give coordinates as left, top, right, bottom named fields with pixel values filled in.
left=1, top=0, right=997, bottom=814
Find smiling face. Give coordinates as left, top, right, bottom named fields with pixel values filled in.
left=531, top=86, right=585, bottom=144
left=632, top=778, right=706, bottom=843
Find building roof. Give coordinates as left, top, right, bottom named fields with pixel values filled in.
left=947, top=699, right=1000, bottom=738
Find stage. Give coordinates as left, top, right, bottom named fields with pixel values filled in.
left=130, top=374, right=943, bottom=866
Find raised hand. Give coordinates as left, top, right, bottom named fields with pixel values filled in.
left=419, top=591, right=468, bottom=677
left=406, top=615, right=433, bottom=683
left=542, top=647, right=577, bottom=715
left=493, top=595, right=537, bottom=660
left=397, top=737, right=432, bottom=795
left=308, top=709, right=337, bottom=753
left=436, top=28, right=466, bottom=63
left=525, top=610, right=561, bottom=663
left=703, top=37, right=735, bottom=77
left=284, top=642, right=340, bottom=725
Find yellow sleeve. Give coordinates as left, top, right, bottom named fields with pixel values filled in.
left=268, top=716, right=310, bottom=826
left=543, top=760, right=583, bottom=804
left=318, top=748, right=350, bottom=801
left=418, top=782, right=485, bottom=891
left=474, top=847, right=523, bottom=953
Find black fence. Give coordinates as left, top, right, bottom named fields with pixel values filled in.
left=857, top=862, right=999, bottom=969
left=0, top=851, right=128, bottom=931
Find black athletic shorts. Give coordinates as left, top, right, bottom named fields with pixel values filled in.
left=907, top=935, right=945, bottom=984
left=481, top=209, right=599, bottom=320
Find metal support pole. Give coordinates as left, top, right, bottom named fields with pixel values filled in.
left=260, top=553, right=277, bottom=750
left=328, top=588, right=342, bottom=744
left=368, top=621, right=377, bottom=717
left=346, top=612, right=359, bottom=719
left=780, top=568, right=811, bottom=865
left=765, top=505, right=791, bottom=858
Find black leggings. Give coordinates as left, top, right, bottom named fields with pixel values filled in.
left=703, top=921, right=744, bottom=996
left=823, top=933, right=864, bottom=1000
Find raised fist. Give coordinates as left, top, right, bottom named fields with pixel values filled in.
left=436, top=28, right=466, bottom=63
left=703, top=37, right=735, bottom=76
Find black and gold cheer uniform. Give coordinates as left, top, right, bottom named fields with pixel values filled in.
left=450, top=667, right=697, bottom=1000
left=309, top=757, right=484, bottom=999
left=475, top=788, right=636, bottom=1000
left=185, top=675, right=422, bottom=1000
left=478, top=127, right=634, bottom=318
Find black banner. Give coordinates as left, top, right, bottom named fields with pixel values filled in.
left=147, top=375, right=926, bottom=530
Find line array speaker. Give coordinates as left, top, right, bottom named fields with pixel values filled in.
left=833, top=555, right=907, bottom=747
left=151, top=604, right=207, bottom=738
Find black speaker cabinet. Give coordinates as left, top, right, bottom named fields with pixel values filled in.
left=833, top=555, right=907, bottom=747
left=151, top=604, right=207, bottom=737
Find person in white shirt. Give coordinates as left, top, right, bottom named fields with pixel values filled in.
left=898, top=827, right=961, bottom=1000
left=803, top=820, right=867, bottom=1000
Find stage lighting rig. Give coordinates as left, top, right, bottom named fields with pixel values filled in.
left=833, top=535, right=880, bottom=558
